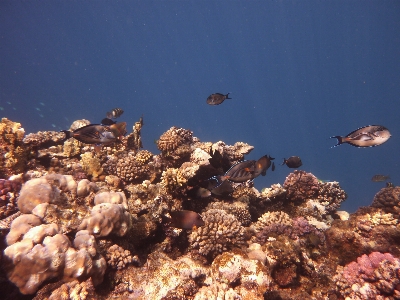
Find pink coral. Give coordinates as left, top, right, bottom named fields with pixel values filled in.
left=283, top=170, right=319, bottom=202
left=334, top=252, right=400, bottom=299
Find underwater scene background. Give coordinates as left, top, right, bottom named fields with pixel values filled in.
left=1, top=1, right=400, bottom=213
left=1, top=2, right=400, bottom=299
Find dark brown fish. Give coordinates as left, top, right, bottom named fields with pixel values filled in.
left=61, top=122, right=127, bottom=145
left=253, top=155, right=275, bottom=177
left=169, top=210, right=205, bottom=229
left=209, top=179, right=234, bottom=196
left=371, top=175, right=390, bottom=182
left=101, top=118, right=116, bottom=125
left=206, top=93, right=231, bottom=105
left=106, top=108, right=124, bottom=119
left=281, top=156, right=302, bottom=168
left=331, top=125, right=391, bottom=148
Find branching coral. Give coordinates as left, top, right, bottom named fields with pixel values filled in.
left=0, top=178, right=22, bottom=218
left=189, top=209, right=246, bottom=259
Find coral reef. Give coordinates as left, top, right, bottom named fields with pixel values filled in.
left=2, top=118, right=400, bottom=299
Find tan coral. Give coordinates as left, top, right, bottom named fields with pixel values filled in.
left=80, top=152, right=103, bottom=178
left=106, top=244, right=135, bottom=270
left=157, top=126, right=193, bottom=153
left=160, top=168, right=187, bottom=195
left=252, top=211, right=292, bottom=233
left=189, top=209, right=246, bottom=258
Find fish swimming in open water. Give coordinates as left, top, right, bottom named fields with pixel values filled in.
left=61, top=122, right=127, bottom=145
left=371, top=175, right=390, bottom=182
left=106, top=108, right=124, bottom=119
left=281, top=156, right=302, bottom=168
left=206, top=93, right=231, bottom=105
left=331, top=125, right=391, bottom=148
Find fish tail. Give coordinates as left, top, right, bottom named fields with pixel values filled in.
left=60, top=130, right=72, bottom=141
left=226, top=93, right=232, bottom=99
left=330, top=136, right=344, bottom=148
left=281, top=158, right=286, bottom=166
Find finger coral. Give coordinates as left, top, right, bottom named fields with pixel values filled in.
left=189, top=209, right=246, bottom=259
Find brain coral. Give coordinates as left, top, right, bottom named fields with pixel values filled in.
left=333, top=252, right=400, bottom=299
left=283, top=170, right=319, bottom=201
left=189, top=209, right=245, bottom=259
left=157, top=126, right=193, bottom=152
left=371, top=186, right=400, bottom=217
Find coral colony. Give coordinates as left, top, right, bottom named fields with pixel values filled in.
left=1, top=116, right=400, bottom=299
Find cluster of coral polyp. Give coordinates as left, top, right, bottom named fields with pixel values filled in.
left=2, top=119, right=400, bottom=300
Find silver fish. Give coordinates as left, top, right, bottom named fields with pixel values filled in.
left=106, top=108, right=124, bottom=119
left=331, top=125, right=391, bottom=148
left=371, top=175, right=390, bottom=182
left=61, top=122, right=127, bottom=145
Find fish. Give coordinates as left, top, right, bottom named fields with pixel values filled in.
left=224, top=160, right=257, bottom=183
left=371, top=175, right=390, bottom=182
left=61, top=122, right=127, bottom=145
left=101, top=118, right=116, bottom=125
left=169, top=210, right=205, bottom=229
left=386, top=182, right=394, bottom=188
left=209, top=179, right=234, bottom=196
left=253, top=155, right=275, bottom=177
left=106, top=108, right=124, bottom=119
left=271, top=162, right=275, bottom=171
left=206, top=93, right=232, bottom=105
left=281, top=156, right=302, bottom=168
left=187, top=186, right=212, bottom=199
left=331, top=125, right=391, bottom=148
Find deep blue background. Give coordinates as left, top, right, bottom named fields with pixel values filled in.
left=1, top=1, right=399, bottom=212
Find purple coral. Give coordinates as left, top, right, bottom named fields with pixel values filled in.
left=335, top=252, right=400, bottom=298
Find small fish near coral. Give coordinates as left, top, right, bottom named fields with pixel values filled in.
left=61, top=122, right=127, bottom=145
left=330, top=125, right=391, bottom=148
left=206, top=93, right=232, bottom=105
left=371, top=174, right=390, bottom=182
left=106, top=108, right=124, bottom=119
left=281, top=156, right=302, bottom=168
left=101, top=108, right=124, bottom=125
left=168, top=210, right=205, bottom=229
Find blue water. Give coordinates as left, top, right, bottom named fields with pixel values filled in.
left=1, top=1, right=399, bottom=212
